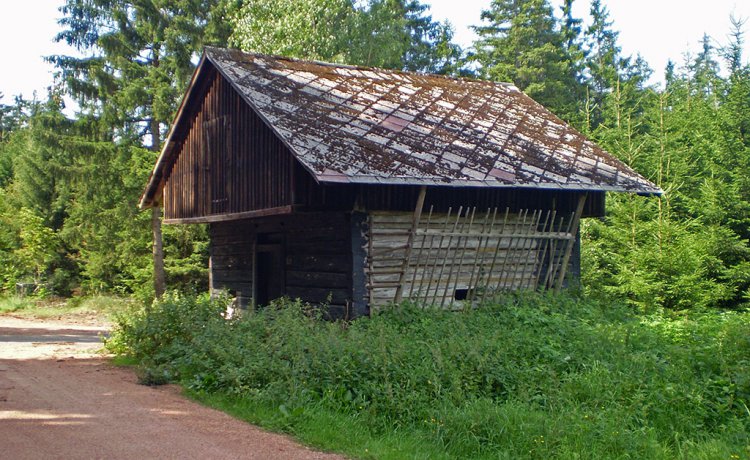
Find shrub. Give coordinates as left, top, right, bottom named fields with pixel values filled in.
left=107, top=293, right=750, bottom=458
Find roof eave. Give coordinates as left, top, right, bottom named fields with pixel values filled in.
left=315, top=174, right=663, bottom=195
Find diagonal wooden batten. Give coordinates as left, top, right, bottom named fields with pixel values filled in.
left=542, top=213, right=563, bottom=288
left=527, top=210, right=546, bottom=289
left=511, top=209, right=535, bottom=290
left=441, top=207, right=473, bottom=308
left=467, top=208, right=495, bottom=303
left=394, top=185, right=427, bottom=303
left=531, top=210, right=553, bottom=289
left=546, top=211, right=575, bottom=289
left=424, top=207, right=454, bottom=305
left=518, top=210, right=542, bottom=290
left=480, top=208, right=510, bottom=303
left=451, top=207, right=477, bottom=310
left=512, top=210, right=539, bottom=290
left=409, top=205, right=433, bottom=299
left=498, top=209, right=527, bottom=290
left=433, top=206, right=463, bottom=305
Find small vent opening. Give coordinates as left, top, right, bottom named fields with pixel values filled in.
left=454, top=288, right=475, bottom=301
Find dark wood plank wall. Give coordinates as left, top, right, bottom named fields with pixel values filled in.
left=293, top=173, right=604, bottom=218
left=355, top=186, right=602, bottom=217
left=164, top=70, right=294, bottom=220
left=210, top=212, right=353, bottom=316
left=210, top=220, right=255, bottom=307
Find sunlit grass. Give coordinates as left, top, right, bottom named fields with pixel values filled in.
left=0, top=295, right=136, bottom=321
left=0, top=296, right=33, bottom=314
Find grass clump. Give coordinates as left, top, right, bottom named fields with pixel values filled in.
left=107, top=292, right=750, bottom=459
left=0, top=296, right=31, bottom=314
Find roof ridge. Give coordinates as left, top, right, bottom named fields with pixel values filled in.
left=203, top=46, right=519, bottom=90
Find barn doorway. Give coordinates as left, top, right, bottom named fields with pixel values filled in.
left=255, top=233, right=285, bottom=307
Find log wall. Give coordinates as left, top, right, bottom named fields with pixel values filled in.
left=210, top=212, right=354, bottom=317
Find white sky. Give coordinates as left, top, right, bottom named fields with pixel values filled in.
left=1, top=0, right=749, bottom=103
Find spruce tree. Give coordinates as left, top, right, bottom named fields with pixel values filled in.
left=51, top=0, right=228, bottom=297
left=471, top=0, right=581, bottom=119
left=584, top=0, right=624, bottom=129
left=376, top=0, right=462, bottom=74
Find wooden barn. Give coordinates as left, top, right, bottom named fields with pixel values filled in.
left=140, top=47, right=660, bottom=318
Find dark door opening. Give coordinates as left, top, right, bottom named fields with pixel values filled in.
left=255, top=233, right=284, bottom=307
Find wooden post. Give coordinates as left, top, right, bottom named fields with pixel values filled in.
left=394, top=185, right=427, bottom=303
left=152, top=205, right=166, bottom=299
left=554, top=194, right=587, bottom=292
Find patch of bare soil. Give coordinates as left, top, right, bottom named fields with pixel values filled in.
left=0, top=315, right=345, bottom=460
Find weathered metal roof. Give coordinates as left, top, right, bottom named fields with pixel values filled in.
left=141, top=47, right=660, bottom=207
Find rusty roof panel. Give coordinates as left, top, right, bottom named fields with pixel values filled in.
left=200, top=47, right=660, bottom=194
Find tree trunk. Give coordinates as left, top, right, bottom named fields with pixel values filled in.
left=149, top=45, right=166, bottom=298
left=150, top=120, right=166, bottom=297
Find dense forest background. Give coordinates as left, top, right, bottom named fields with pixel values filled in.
left=1, top=0, right=749, bottom=311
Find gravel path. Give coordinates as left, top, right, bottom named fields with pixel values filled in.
left=0, top=315, right=346, bottom=460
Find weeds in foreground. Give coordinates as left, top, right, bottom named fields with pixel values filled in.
left=107, top=292, right=750, bottom=459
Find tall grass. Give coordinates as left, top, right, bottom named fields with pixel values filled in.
left=107, top=292, right=750, bottom=459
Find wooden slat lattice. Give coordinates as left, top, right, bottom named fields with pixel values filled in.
left=367, top=195, right=586, bottom=308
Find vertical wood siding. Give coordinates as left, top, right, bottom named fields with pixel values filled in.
left=163, top=72, right=293, bottom=220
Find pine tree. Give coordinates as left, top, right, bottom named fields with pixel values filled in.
left=0, top=96, right=85, bottom=293
left=582, top=19, right=750, bottom=310
left=0, top=95, right=30, bottom=187
left=383, top=0, right=462, bottom=74
left=0, top=94, right=29, bottom=143
left=558, top=0, right=587, bottom=125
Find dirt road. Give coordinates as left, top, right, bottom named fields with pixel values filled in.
left=0, top=315, right=345, bottom=460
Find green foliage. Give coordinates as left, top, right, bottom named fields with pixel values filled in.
left=0, top=1, right=221, bottom=298
left=471, top=0, right=582, bottom=120
left=582, top=31, right=750, bottom=311
left=105, top=291, right=227, bottom=373
left=51, top=0, right=230, bottom=146
left=14, top=208, right=62, bottom=285
left=230, top=0, right=461, bottom=73
left=108, top=293, right=750, bottom=458
left=0, top=296, right=33, bottom=314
